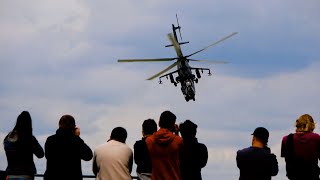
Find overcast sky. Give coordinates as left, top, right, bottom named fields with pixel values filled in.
left=1, top=0, right=320, bottom=179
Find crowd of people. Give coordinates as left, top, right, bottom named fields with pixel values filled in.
left=2, top=110, right=208, bottom=180
left=2, top=111, right=320, bottom=180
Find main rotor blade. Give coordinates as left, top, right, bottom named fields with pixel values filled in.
left=118, top=58, right=176, bottom=62
left=186, top=32, right=238, bottom=58
left=167, top=33, right=183, bottom=58
left=188, top=59, right=228, bottom=64
left=146, top=61, right=178, bottom=80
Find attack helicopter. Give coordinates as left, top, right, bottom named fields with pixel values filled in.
left=118, top=15, right=238, bottom=101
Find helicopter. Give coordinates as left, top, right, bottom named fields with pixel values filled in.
left=118, top=15, right=238, bottom=101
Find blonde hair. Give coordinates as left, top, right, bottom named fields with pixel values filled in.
left=295, top=114, right=315, bottom=132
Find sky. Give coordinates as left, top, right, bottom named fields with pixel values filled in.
left=0, top=0, right=320, bottom=179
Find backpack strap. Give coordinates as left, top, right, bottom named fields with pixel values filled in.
left=286, top=133, right=295, bottom=158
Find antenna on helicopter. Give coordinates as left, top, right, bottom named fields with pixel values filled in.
left=176, top=14, right=182, bottom=41
left=165, top=14, right=189, bottom=48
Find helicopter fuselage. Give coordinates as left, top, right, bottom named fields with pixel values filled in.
left=180, top=78, right=196, bottom=101
left=175, top=59, right=196, bottom=101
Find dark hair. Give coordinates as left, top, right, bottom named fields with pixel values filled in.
left=159, top=111, right=176, bottom=129
left=13, top=111, right=33, bottom=141
left=110, top=127, right=127, bottom=143
left=179, top=120, right=197, bottom=139
left=59, top=115, right=76, bottom=129
left=142, top=119, right=157, bottom=135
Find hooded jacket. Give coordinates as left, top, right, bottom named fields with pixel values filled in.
left=44, top=128, right=93, bottom=180
left=3, top=131, right=44, bottom=177
left=281, top=132, right=320, bottom=179
left=146, top=128, right=183, bottom=180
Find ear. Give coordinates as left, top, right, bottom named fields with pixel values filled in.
left=252, top=136, right=257, bottom=142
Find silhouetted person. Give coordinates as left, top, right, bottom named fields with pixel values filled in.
left=134, top=119, right=158, bottom=180
left=179, top=120, right=208, bottom=180
left=146, top=111, right=183, bottom=180
left=237, top=127, right=278, bottom=180
left=93, top=127, right=133, bottom=180
left=3, top=111, right=44, bottom=180
left=281, top=114, right=320, bottom=180
left=44, top=114, right=93, bottom=180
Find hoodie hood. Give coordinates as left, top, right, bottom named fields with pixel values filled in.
left=153, top=128, right=176, bottom=145
left=295, top=132, right=314, bottom=143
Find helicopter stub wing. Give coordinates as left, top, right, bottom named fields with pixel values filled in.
left=118, top=58, right=176, bottom=62
left=158, top=69, right=179, bottom=80
left=190, top=67, right=211, bottom=71
left=146, top=61, right=178, bottom=80
left=167, top=33, right=183, bottom=58
left=186, top=32, right=238, bottom=58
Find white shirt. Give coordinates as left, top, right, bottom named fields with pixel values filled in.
left=93, top=140, right=133, bottom=180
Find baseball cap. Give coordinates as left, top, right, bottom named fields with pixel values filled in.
left=252, top=127, right=269, bottom=144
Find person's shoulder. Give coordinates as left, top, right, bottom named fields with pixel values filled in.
left=96, top=141, right=109, bottom=148
left=145, top=135, right=155, bottom=143
left=282, top=134, right=288, bottom=140
left=198, top=141, right=207, bottom=146
left=177, top=136, right=184, bottom=148
left=175, top=135, right=183, bottom=140
left=237, top=148, right=248, bottom=159
left=308, top=132, right=320, bottom=141
left=122, top=142, right=133, bottom=153
left=31, top=135, right=40, bottom=142
left=113, top=140, right=132, bottom=150
left=198, top=142, right=207, bottom=149
left=127, top=145, right=133, bottom=153
left=268, top=152, right=277, bottom=159
left=174, top=135, right=183, bottom=144
left=134, top=139, right=145, bottom=148
left=134, top=139, right=144, bottom=145
left=45, top=134, right=56, bottom=141
left=44, top=134, right=58, bottom=146
left=237, top=147, right=252, bottom=155
left=295, top=132, right=320, bottom=140
left=310, top=132, right=320, bottom=137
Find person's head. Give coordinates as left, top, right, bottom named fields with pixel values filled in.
left=59, top=115, right=76, bottom=130
left=159, top=111, right=176, bottom=131
left=252, top=127, right=269, bottom=146
left=110, top=127, right=127, bottom=143
left=295, top=114, right=315, bottom=133
left=142, top=119, right=157, bottom=136
left=13, top=111, right=33, bottom=137
left=179, top=120, right=197, bottom=139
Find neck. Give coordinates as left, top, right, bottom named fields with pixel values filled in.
left=252, top=141, right=264, bottom=148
